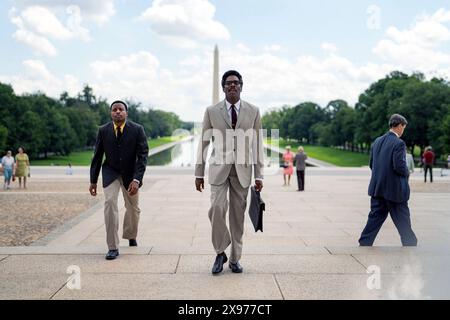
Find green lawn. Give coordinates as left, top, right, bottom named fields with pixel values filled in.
left=267, top=139, right=370, bottom=167
left=32, top=135, right=186, bottom=166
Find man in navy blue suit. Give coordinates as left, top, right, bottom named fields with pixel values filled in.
left=359, top=114, right=418, bottom=246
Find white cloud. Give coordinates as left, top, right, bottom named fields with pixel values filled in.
left=373, top=8, right=450, bottom=72
left=216, top=47, right=393, bottom=114
left=65, top=5, right=91, bottom=41
left=236, top=43, right=251, bottom=53
left=2, top=46, right=391, bottom=122
left=12, top=28, right=58, bottom=56
left=89, top=51, right=210, bottom=120
left=13, top=0, right=115, bottom=24
left=7, top=8, right=450, bottom=123
left=84, top=45, right=394, bottom=121
left=321, top=42, right=338, bottom=53
left=15, top=6, right=74, bottom=40
left=139, top=0, right=230, bottom=48
left=9, top=1, right=106, bottom=56
left=264, top=44, right=283, bottom=52
left=0, top=60, right=81, bottom=97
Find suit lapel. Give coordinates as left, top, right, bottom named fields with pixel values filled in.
left=219, top=101, right=232, bottom=128
left=236, top=100, right=246, bottom=129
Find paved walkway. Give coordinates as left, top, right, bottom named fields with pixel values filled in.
left=1, top=168, right=450, bottom=299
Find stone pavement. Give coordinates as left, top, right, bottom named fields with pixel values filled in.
left=1, top=167, right=450, bottom=299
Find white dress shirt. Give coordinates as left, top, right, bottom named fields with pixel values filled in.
left=225, top=100, right=241, bottom=122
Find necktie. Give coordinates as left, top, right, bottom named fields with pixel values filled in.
left=231, top=104, right=237, bottom=129
left=116, top=126, right=123, bottom=140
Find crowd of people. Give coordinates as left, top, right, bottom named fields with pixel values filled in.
left=0, top=147, right=30, bottom=190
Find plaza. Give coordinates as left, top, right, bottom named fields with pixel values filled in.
left=1, top=166, right=449, bottom=299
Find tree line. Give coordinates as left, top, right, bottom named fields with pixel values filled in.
left=262, top=71, right=450, bottom=160
left=0, top=83, right=193, bottom=159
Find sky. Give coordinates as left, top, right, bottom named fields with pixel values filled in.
left=1, top=0, right=450, bottom=122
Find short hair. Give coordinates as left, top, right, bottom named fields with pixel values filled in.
left=389, top=114, right=408, bottom=128
left=221, top=70, right=243, bottom=88
left=298, top=146, right=304, bottom=152
left=110, top=100, right=128, bottom=111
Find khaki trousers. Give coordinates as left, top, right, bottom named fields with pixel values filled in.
left=209, top=165, right=249, bottom=263
left=103, top=177, right=140, bottom=250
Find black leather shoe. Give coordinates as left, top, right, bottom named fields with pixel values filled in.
left=105, top=249, right=119, bottom=260
left=229, top=261, right=243, bottom=273
left=129, top=239, right=138, bottom=247
left=212, top=252, right=227, bottom=275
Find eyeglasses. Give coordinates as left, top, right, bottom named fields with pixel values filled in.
left=224, top=80, right=242, bottom=87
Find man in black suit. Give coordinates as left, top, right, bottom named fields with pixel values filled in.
left=89, top=101, right=149, bottom=260
left=359, top=114, right=417, bottom=246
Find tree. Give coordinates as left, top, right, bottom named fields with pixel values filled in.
left=442, top=113, right=450, bottom=154
left=79, top=85, right=96, bottom=107
left=289, top=102, right=326, bottom=144
left=0, top=125, right=7, bottom=152
left=322, top=100, right=356, bottom=148
left=0, top=81, right=192, bottom=158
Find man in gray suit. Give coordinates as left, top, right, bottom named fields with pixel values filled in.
left=195, top=70, right=264, bottom=275
left=294, top=146, right=307, bottom=191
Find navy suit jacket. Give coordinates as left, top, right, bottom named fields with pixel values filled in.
left=368, top=131, right=410, bottom=203
left=90, top=120, right=149, bottom=189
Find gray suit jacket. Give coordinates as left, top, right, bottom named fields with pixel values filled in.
left=294, top=152, right=307, bottom=171
left=195, top=100, right=264, bottom=188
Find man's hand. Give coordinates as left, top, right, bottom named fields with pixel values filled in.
left=128, top=181, right=139, bottom=196
left=255, top=180, right=263, bottom=192
left=195, top=178, right=204, bottom=192
left=89, top=183, right=97, bottom=196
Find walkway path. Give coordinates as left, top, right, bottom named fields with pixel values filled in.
left=1, top=168, right=449, bottom=299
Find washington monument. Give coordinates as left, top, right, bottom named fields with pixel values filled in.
left=212, top=45, right=220, bottom=104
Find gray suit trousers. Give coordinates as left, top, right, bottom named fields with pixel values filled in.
left=209, top=165, right=249, bottom=263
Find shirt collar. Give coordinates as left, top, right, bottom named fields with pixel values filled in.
left=226, top=100, right=241, bottom=112
left=389, top=129, right=399, bottom=138
left=114, top=121, right=126, bottom=132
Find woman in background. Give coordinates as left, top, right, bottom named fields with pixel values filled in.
left=15, top=147, right=30, bottom=189
left=282, top=146, right=294, bottom=186
left=1, top=150, right=15, bottom=190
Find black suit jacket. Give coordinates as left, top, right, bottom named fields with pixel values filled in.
left=90, top=120, right=149, bottom=189
left=368, top=131, right=410, bottom=203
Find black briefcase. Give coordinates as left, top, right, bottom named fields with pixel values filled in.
left=249, top=186, right=266, bottom=232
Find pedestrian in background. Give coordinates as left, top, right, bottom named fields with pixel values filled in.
left=1, top=150, right=15, bottom=190
left=282, top=146, right=294, bottom=186
left=422, top=146, right=435, bottom=183
left=66, top=163, right=73, bottom=175
left=359, top=114, right=417, bottom=247
left=15, top=147, right=30, bottom=189
left=294, top=146, right=307, bottom=191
